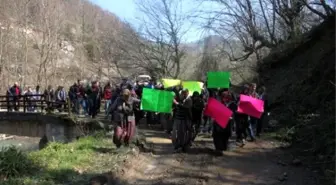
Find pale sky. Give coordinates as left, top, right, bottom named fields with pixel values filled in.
left=88, top=0, right=217, bottom=42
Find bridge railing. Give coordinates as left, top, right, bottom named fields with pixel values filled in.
left=0, top=94, right=69, bottom=113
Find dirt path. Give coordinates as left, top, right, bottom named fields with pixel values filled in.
left=117, top=127, right=318, bottom=185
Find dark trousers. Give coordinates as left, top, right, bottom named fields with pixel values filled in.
left=192, top=110, right=202, bottom=129
left=9, top=97, right=19, bottom=111
left=203, top=115, right=209, bottom=127
left=146, top=111, right=154, bottom=125
left=248, top=117, right=258, bottom=140
left=96, top=97, right=101, bottom=113
left=88, top=98, right=98, bottom=118
left=256, top=113, right=265, bottom=136
left=191, top=118, right=201, bottom=141
left=213, top=123, right=231, bottom=151
left=235, top=114, right=248, bottom=141
left=56, top=100, right=66, bottom=112
left=134, top=110, right=144, bottom=125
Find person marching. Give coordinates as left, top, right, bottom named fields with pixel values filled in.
left=171, top=89, right=193, bottom=153
left=110, top=89, right=140, bottom=148
left=235, top=84, right=250, bottom=146
left=191, top=91, right=204, bottom=141
left=212, top=89, right=236, bottom=155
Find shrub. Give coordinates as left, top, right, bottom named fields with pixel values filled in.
left=0, top=146, right=37, bottom=179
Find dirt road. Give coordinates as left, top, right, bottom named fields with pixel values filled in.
left=116, top=127, right=318, bottom=185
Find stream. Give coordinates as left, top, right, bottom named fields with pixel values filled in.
left=0, top=134, right=40, bottom=152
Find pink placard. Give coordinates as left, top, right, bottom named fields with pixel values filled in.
left=204, top=98, right=233, bottom=129
left=237, top=94, right=264, bottom=118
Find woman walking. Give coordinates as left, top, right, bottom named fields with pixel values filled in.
left=110, top=89, right=140, bottom=148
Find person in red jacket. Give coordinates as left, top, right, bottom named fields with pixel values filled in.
left=103, top=82, right=113, bottom=116
left=9, top=82, right=21, bottom=111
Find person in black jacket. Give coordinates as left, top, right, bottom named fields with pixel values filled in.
left=235, top=84, right=250, bottom=145
left=96, top=81, right=103, bottom=113
left=212, top=89, right=236, bottom=154
left=191, top=91, right=204, bottom=141
left=44, top=85, right=55, bottom=111
left=172, top=89, right=193, bottom=152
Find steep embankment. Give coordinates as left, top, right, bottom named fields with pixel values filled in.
left=258, top=14, right=335, bottom=183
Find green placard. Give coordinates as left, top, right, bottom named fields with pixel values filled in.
left=141, top=88, right=174, bottom=113
left=207, top=71, right=230, bottom=88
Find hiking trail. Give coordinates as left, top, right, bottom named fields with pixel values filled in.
left=116, top=126, right=318, bottom=185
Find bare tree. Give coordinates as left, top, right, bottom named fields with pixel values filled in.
left=30, top=0, right=58, bottom=86
left=129, top=0, right=189, bottom=78
left=100, top=29, right=126, bottom=79
left=23, top=0, right=30, bottom=87
left=194, top=36, right=220, bottom=80
left=198, top=0, right=335, bottom=62
left=0, top=1, right=13, bottom=88
left=303, top=0, right=335, bottom=19
left=0, top=0, right=146, bottom=89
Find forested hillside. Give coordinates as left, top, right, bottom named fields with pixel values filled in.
left=0, top=0, right=334, bottom=91
left=0, top=0, right=134, bottom=89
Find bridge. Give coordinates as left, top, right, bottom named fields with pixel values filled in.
left=0, top=94, right=109, bottom=148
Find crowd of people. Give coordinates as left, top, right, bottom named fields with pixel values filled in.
left=5, top=82, right=67, bottom=112
left=4, top=78, right=268, bottom=155
left=101, top=78, right=268, bottom=154
left=162, top=82, right=268, bottom=154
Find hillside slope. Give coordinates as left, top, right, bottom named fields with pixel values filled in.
left=0, top=0, right=133, bottom=89
left=259, top=14, right=335, bottom=108
left=258, top=14, right=335, bottom=184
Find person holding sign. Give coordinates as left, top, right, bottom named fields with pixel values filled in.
left=246, top=83, right=259, bottom=141
left=212, top=89, right=236, bottom=154
left=235, top=84, right=250, bottom=145
left=172, top=89, right=193, bottom=153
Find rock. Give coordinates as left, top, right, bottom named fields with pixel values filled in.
left=39, top=135, right=49, bottom=150
left=291, top=158, right=302, bottom=166
left=131, top=147, right=139, bottom=156
left=74, top=167, right=84, bottom=174
left=95, top=121, right=106, bottom=129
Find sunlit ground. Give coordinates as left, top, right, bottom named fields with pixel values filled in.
left=0, top=133, right=132, bottom=185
